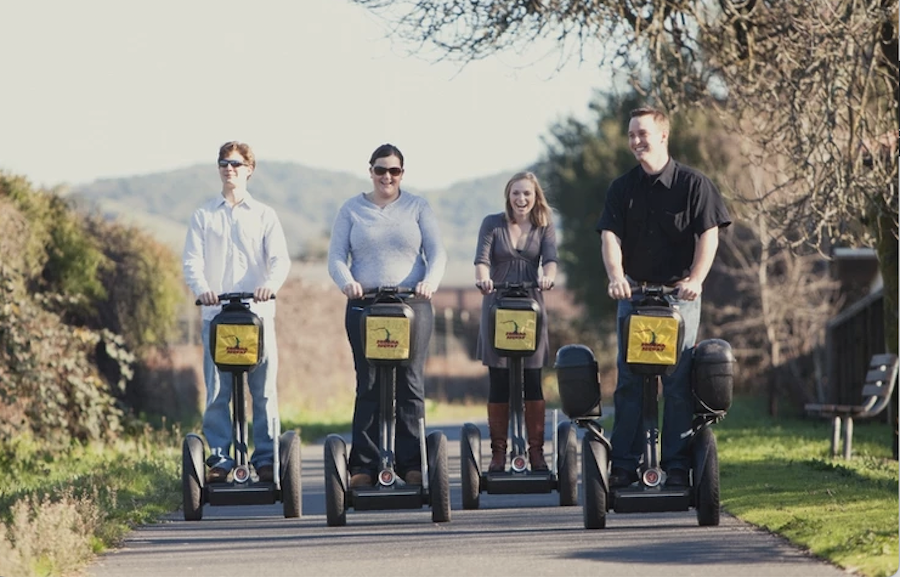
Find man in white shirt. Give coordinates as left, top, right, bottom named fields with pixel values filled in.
left=182, top=141, right=291, bottom=483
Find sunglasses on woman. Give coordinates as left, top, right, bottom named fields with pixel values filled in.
left=372, top=166, right=403, bottom=177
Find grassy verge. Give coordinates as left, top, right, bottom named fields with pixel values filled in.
left=714, top=396, right=899, bottom=577
left=0, top=396, right=895, bottom=577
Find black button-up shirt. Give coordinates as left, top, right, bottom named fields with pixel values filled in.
left=595, top=159, right=731, bottom=285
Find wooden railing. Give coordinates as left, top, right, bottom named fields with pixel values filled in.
left=823, top=288, right=886, bottom=408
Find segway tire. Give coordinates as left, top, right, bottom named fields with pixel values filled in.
left=692, top=426, right=720, bottom=526
left=427, top=431, right=452, bottom=522
left=557, top=420, right=578, bottom=506
left=460, top=423, right=482, bottom=510
left=324, top=434, right=348, bottom=527
left=280, top=430, right=302, bottom=518
left=582, top=433, right=608, bottom=529
left=182, top=434, right=205, bottom=521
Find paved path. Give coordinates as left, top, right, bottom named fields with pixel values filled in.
left=87, top=422, right=847, bottom=577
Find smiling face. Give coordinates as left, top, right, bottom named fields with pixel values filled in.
left=369, top=154, right=404, bottom=199
left=628, top=113, right=669, bottom=172
left=506, top=178, right=536, bottom=221
left=218, top=150, right=253, bottom=191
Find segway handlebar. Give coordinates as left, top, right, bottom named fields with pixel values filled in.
left=475, top=280, right=553, bottom=292
left=628, top=281, right=679, bottom=299
left=359, top=286, right=417, bottom=299
left=194, top=292, right=276, bottom=306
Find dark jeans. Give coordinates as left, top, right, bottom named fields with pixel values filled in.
left=610, top=296, right=700, bottom=473
left=345, top=298, right=434, bottom=476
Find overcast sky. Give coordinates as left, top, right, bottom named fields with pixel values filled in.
left=1, top=1, right=611, bottom=191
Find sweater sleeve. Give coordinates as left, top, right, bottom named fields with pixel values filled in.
left=418, top=199, right=447, bottom=288
left=327, top=202, right=355, bottom=290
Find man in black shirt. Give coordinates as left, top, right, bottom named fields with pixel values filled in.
left=595, top=107, right=731, bottom=489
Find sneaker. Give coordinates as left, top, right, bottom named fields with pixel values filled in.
left=256, top=465, right=274, bottom=482
left=349, top=473, right=374, bottom=488
left=206, top=466, right=231, bottom=483
left=665, top=468, right=690, bottom=488
left=403, top=470, right=423, bottom=485
left=609, top=466, right=639, bottom=488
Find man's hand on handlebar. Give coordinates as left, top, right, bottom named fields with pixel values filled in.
left=607, top=277, right=632, bottom=300
left=674, top=277, right=701, bottom=301
left=198, top=291, right=219, bottom=306
left=254, top=287, right=275, bottom=302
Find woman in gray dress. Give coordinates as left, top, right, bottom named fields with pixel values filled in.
left=474, top=171, right=558, bottom=472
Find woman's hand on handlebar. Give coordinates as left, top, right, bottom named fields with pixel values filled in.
left=342, top=281, right=364, bottom=299
left=475, top=279, right=494, bottom=295
left=538, top=276, right=554, bottom=291
left=607, top=277, right=632, bottom=300
left=415, top=281, right=434, bottom=300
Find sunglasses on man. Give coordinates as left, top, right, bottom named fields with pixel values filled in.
left=218, top=159, right=247, bottom=168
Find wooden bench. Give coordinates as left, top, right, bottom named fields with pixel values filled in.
left=804, top=353, right=898, bottom=459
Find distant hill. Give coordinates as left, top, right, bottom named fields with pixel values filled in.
left=70, top=161, right=521, bottom=286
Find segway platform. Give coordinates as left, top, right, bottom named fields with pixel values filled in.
left=482, top=471, right=554, bottom=494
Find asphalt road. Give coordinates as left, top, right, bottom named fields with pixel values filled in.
left=87, top=421, right=848, bottom=577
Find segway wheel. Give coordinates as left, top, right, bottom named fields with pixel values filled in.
left=581, top=433, right=608, bottom=529
left=324, top=434, right=349, bottom=527
left=426, top=431, right=451, bottom=523
left=280, top=430, right=302, bottom=518
left=182, top=433, right=205, bottom=521
left=460, top=423, right=482, bottom=510
left=557, top=420, right=578, bottom=506
left=692, top=426, right=721, bottom=527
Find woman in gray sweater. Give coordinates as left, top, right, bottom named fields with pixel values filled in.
left=328, top=143, right=447, bottom=488
left=474, top=171, right=558, bottom=472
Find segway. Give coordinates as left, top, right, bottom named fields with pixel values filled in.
left=459, top=281, right=579, bottom=509
left=323, top=286, right=451, bottom=526
left=555, top=282, right=734, bottom=529
left=182, top=292, right=302, bottom=521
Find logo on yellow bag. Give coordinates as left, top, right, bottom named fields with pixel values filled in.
left=365, top=316, right=410, bottom=360
left=626, top=315, right=679, bottom=365
left=494, top=309, right=537, bottom=351
left=214, top=324, right=260, bottom=365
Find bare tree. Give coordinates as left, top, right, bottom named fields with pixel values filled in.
left=352, top=0, right=899, bottom=353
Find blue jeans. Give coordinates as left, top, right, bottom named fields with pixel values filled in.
left=201, top=318, right=280, bottom=470
left=345, top=299, right=433, bottom=477
left=610, top=296, right=700, bottom=472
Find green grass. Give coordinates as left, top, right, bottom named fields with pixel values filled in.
left=1, top=396, right=896, bottom=577
left=713, top=396, right=899, bottom=577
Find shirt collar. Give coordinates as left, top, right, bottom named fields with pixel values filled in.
left=215, top=191, right=257, bottom=209
left=640, top=158, right=676, bottom=189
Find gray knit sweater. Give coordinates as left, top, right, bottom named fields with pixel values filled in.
left=327, top=191, right=447, bottom=290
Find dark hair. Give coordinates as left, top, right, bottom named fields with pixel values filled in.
left=218, top=141, right=256, bottom=171
left=629, top=107, right=670, bottom=133
left=369, top=143, right=404, bottom=167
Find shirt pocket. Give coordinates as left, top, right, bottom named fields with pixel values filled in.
left=659, top=210, right=691, bottom=241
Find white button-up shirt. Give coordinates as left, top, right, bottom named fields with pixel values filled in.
left=182, top=193, right=291, bottom=321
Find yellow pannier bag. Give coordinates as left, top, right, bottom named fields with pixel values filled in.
left=365, top=315, right=411, bottom=361
left=493, top=308, right=538, bottom=353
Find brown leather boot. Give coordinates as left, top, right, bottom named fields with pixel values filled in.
left=525, top=400, right=549, bottom=471
left=487, top=402, right=509, bottom=472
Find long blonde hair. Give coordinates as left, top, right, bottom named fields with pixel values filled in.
left=504, top=171, right=551, bottom=227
